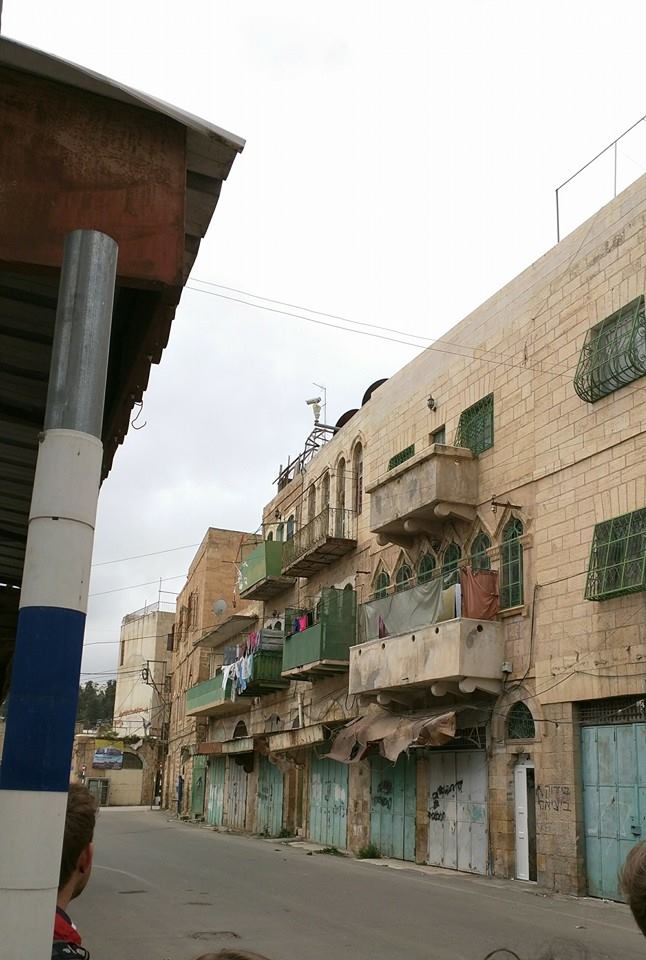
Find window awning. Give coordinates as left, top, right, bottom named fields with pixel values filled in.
left=326, top=704, right=457, bottom=764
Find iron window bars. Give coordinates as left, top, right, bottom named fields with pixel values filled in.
left=585, top=508, right=646, bottom=601
left=387, top=444, right=415, bottom=471
left=500, top=518, right=524, bottom=609
left=506, top=702, right=535, bottom=740
left=574, top=295, right=646, bottom=403
left=454, top=393, right=494, bottom=455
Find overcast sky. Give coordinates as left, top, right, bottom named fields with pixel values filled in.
left=4, top=0, right=646, bottom=680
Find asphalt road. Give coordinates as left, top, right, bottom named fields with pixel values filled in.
left=74, top=808, right=643, bottom=960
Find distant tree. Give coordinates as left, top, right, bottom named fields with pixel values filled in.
left=102, top=679, right=116, bottom=724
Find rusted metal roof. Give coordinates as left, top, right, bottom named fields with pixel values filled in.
left=0, top=38, right=244, bottom=696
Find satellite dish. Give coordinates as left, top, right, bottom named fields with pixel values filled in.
left=212, top=599, right=227, bottom=615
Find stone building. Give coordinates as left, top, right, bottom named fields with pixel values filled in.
left=113, top=604, right=175, bottom=739
left=178, top=173, right=646, bottom=901
left=164, top=527, right=257, bottom=814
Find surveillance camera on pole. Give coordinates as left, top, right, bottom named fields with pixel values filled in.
left=306, top=396, right=322, bottom=423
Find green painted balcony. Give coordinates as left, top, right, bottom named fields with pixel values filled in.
left=282, top=588, right=357, bottom=680
left=238, top=541, right=295, bottom=601
left=186, top=652, right=288, bottom=717
left=281, top=506, right=357, bottom=578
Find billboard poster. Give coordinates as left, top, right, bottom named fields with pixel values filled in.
left=92, top=739, right=125, bottom=770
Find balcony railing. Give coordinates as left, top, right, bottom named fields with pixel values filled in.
left=238, top=540, right=295, bottom=601
left=185, top=651, right=287, bottom=717
left=282, top=587, right=357, bottom=679
left=367, top=444, right=478, bottom=542
left=281, top=506, right=357, bottom=577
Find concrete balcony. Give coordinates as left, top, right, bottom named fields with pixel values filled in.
left=185, top=652, right=288, bottom=717
left=281, top=506, right=357, bottom=578
left=348, top=617, right=504, bottom=697
left=367, top=444, right=478, bottom=542
left=282, top=588, right=357, bottom=680
left=238, top=541, right=295, bottom=601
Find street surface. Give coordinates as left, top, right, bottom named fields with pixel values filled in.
left=76, top=808, right=642, bottom=960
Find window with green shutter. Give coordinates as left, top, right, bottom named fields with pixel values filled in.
left=388, top=444, right=415, bottom=470
left=470, top=532, right=492, bottom=571
left=506, top=702, right=535, bottom=740
left=455, top=394, right=494, bottom=455
left=585, top=508, right=646, bottom=601
left=395, top=563, right=414, bottom=592
left=374, top=571, right=390, bottom=600
left=500, top=519, right=523, bottom=609
left=418, top=552, right=436, bottom=584
left=442, top=542, right=461, bottom=586
left=574, top=296, right=646, bottom=403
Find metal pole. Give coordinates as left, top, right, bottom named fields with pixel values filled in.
left=0, top=230, right=117, bottom=958
left=614, top=139, right=618, bottom=198
left=555, top=188, right=560, bottom=243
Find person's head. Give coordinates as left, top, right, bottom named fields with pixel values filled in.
left=621, top=842, right=646, bottom=936
left=58, top=784, right=97, bottom=906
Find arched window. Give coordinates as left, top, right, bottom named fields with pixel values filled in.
left=471, top=532, right=491, bottom=571
left=321, top=472, right=330, bottom=509
left=336, top=458, right=346, bottom=512
left=267, top=530, right=274, bottom=542
left=395, top=563, right=414, bottom=592
left=500, top=518, right=524, bottom=608
left=442, top=543, right=461, bottom=586
left=506, top=702, right=535, bottom=740
left=286, top=515, right=295, bottom=540
left=353, top=443, right=364, bottom=515
left=374, top=571, right=390, bottom=600
left=276, top=523, right=284, bottom=542
left=233, top=720, right=248, bottom=739
left=307, top=484, right=317, bottom=522
left=418, top=552, right=436, bottom=584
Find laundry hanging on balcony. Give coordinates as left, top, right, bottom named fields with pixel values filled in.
left=326, top=703, right=457, bottom=764
left=362, top=578, right=462, bottom=642
left=460, top=568, right=499, bottom=619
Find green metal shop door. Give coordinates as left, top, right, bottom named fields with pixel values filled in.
left=191, top=755, right=207, bottom=818
left=257, top=756, right=284, bottom=836
left=309, top=755, right=348, bottom=848
left=370, top=753, right=416, bottom=861
left=582, top=723, right=646, bottom=901
left=207, top=757, right=226, bottom=826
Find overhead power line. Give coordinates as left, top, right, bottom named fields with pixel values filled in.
left=92, top=542, right=200, bottom=568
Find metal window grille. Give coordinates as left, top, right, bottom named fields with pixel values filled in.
left=431, top=426, right=446, bottom=445
left=442, top=542, right=461, bottom=586
left=471, top=532, right=492, bottom=571
left=354, top=452, right=364, bottom=515
left=579, top=695, right=646, bottom=726
left=417, top=552, right=436, bottom=584
left=374, top=572, right=390, bottom=600
left=585, top=508, right=646, bottom=601
left=574, top=296, right=646, bottom=403
left=506, top=702, right=535, bottom=740
left=388, top=444, right=415, bottom=471
left=395, top=563, right=414, bottom=593
left=500, top=519, right=523, bottom=608
left=454, top=393, right=494, bottom=455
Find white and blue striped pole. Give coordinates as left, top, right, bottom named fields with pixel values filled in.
left=0, top=230, right=118, bottom=956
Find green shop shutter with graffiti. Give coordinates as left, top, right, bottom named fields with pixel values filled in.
left=370, top=753, right=416, bottom=861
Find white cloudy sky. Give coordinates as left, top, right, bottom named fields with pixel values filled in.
left=4, top=0, right=646, bottom=679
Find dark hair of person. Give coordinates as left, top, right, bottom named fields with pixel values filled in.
left=59, top=784, right=97, bottom=889
left=620, top=841, right=646, bottom=936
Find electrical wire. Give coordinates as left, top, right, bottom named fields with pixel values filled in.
left=91, top=542, right=201, bottom=568
left=88, top=575, right=185, bottom=598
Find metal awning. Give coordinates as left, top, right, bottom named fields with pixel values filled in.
left=195, top=614, right=258, bottom=649
left=221, top=736, right=255, bottom=755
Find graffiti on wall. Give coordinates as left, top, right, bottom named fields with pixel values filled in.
left=536, top=784, right=571, bottom=813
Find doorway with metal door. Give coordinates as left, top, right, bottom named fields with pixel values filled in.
left=191, top=755, right=207, bottom=819
left=427, top=749, right=488, bottom=875
left=309, top=755, right=348, bottom=848
left=207, top=756, right=226, bottom=826
left=227, top=757, right=250, bottom=831
left=514, top=760, right=537, bottom=881
left=582, top=720, right=646, bottom=901
left=370, top=753, right=416, bottom=861
left=257, top=755, right=284, bottom=836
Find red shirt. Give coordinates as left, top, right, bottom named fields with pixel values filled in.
left=53, top=907, right=90, bottom=958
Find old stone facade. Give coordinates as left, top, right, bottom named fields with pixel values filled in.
left=164, top=527, right=256, bottom=814
left=113, top=605, right=175, bottom=739
left=170, top=174, right=646, bottom=900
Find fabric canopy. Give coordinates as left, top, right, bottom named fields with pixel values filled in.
left=362, top=578, right=453, bottom=642
left=326, top=703, right=457, bottom=764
